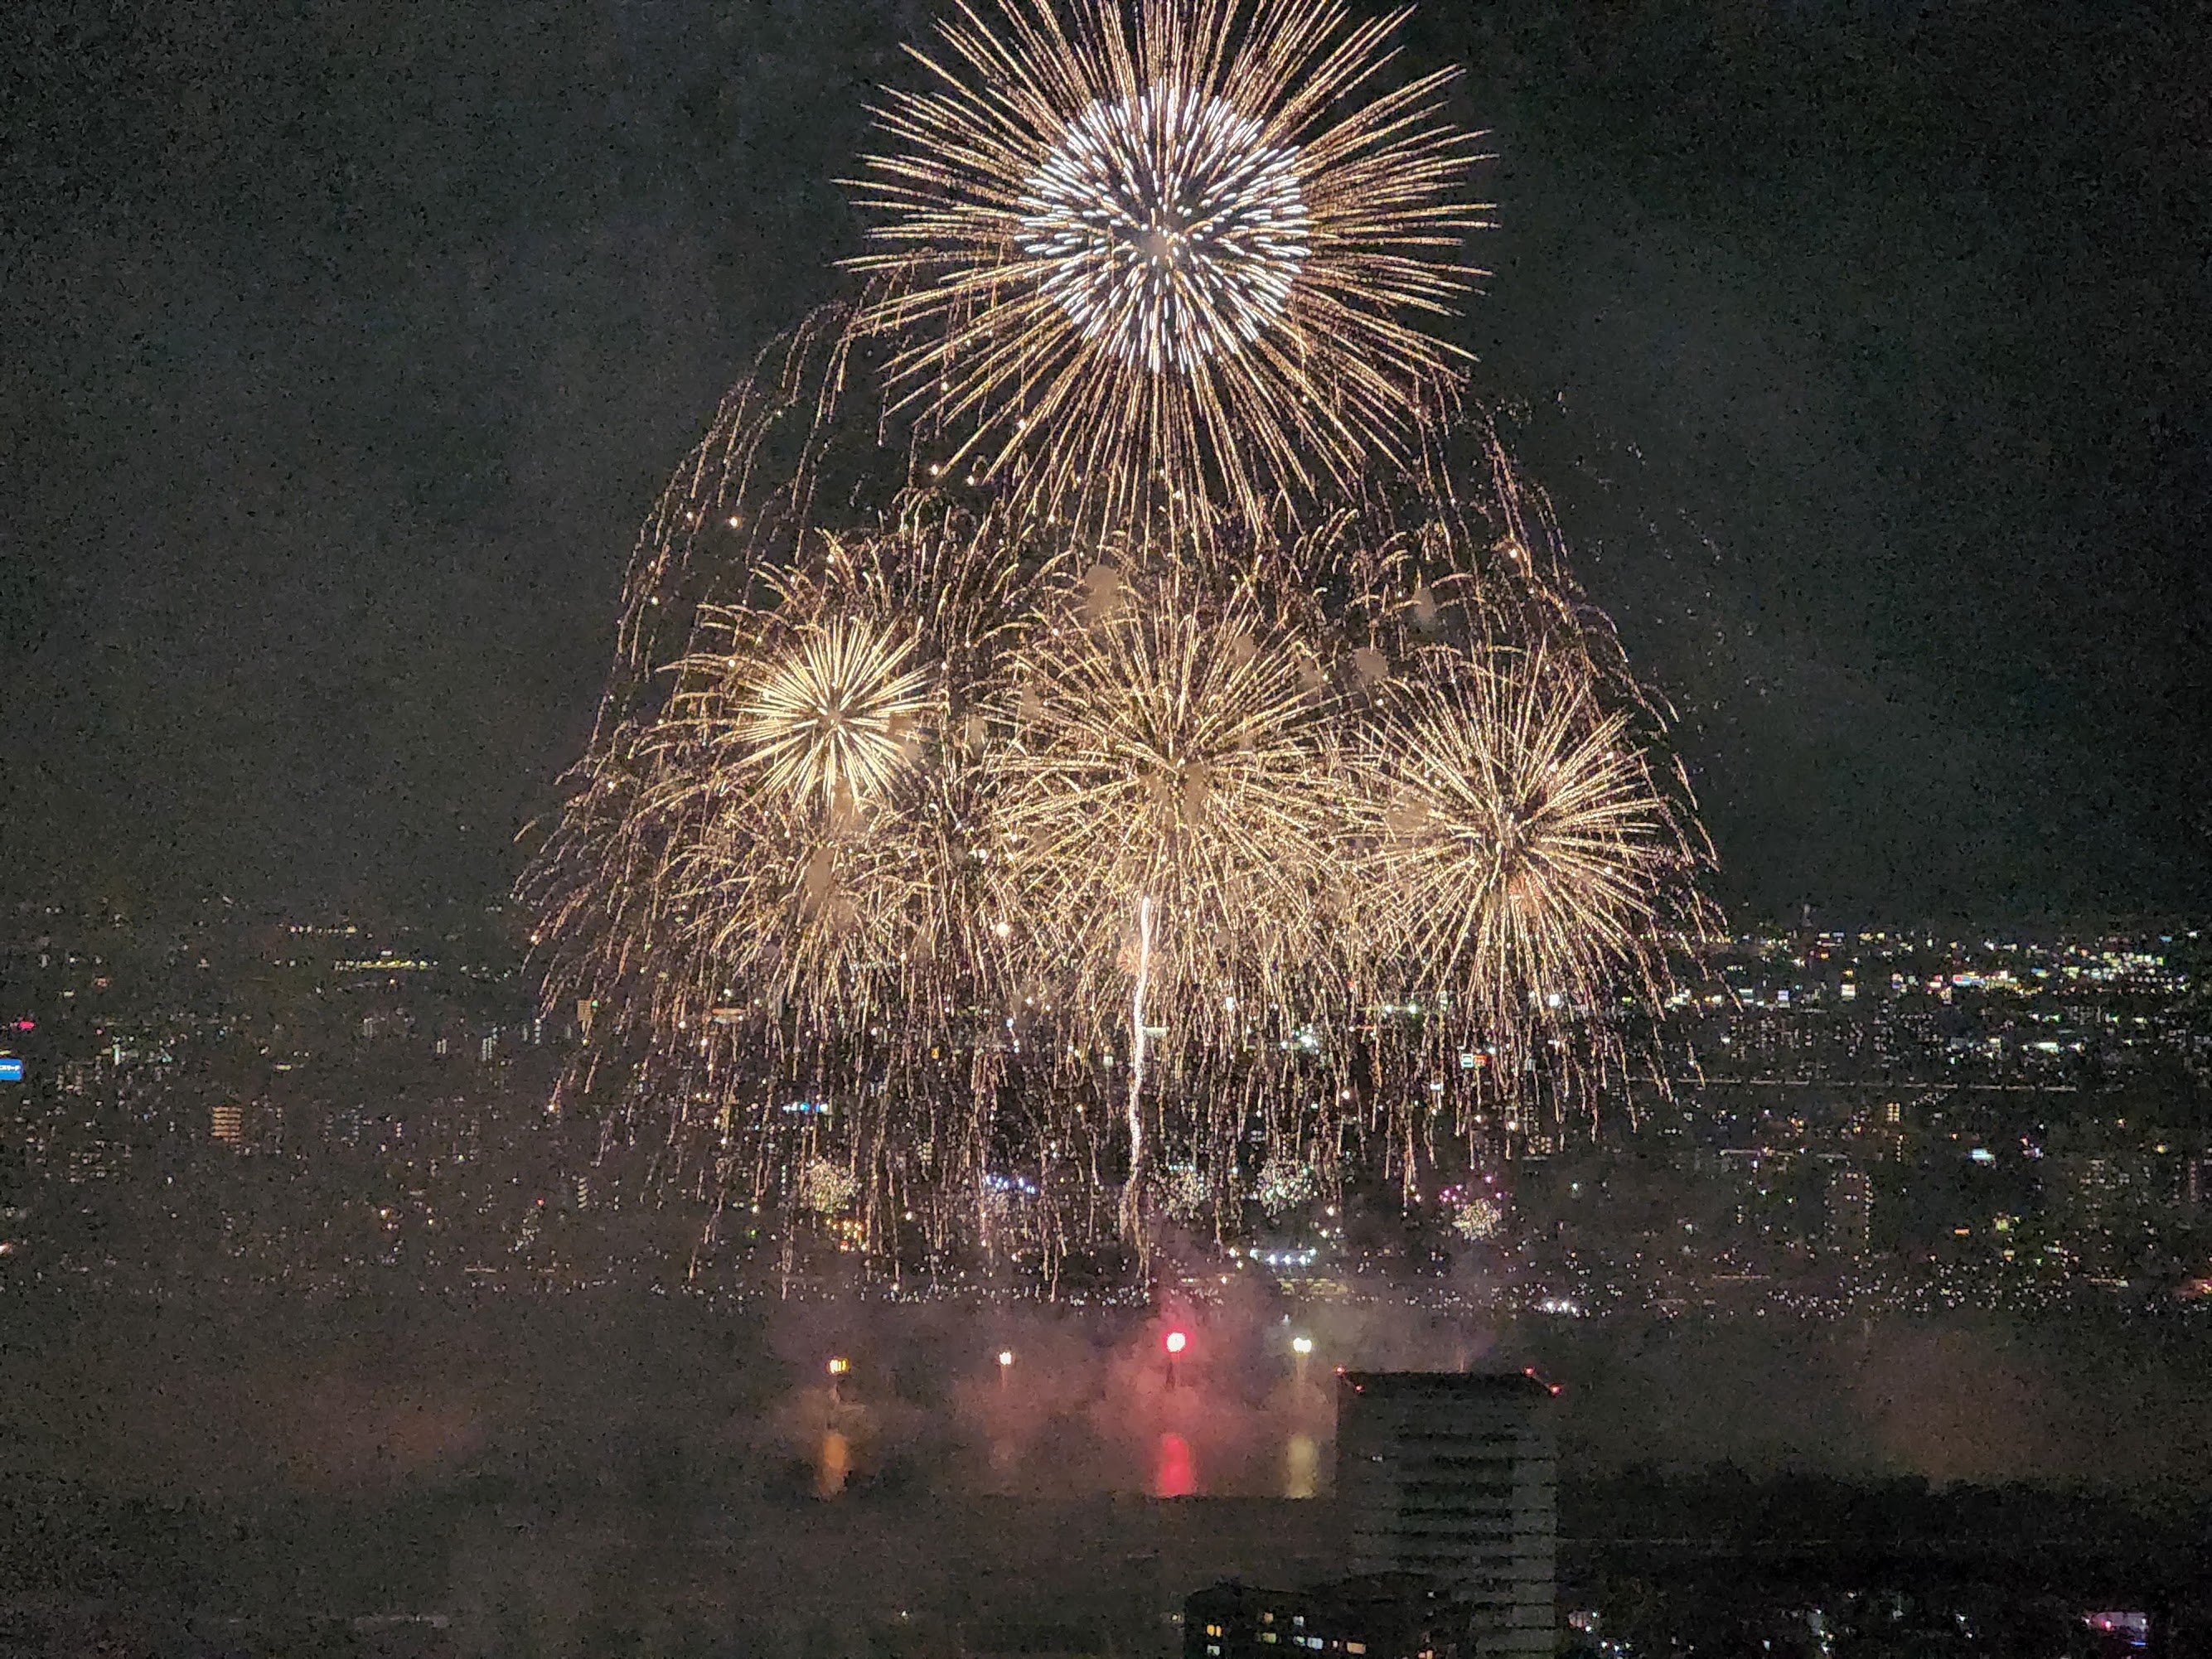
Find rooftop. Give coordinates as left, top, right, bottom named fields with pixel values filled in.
left=1338, top=1370, right=1559, bottom=1400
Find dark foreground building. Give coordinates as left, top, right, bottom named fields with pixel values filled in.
left=1335, top=1371, right=1559, bottom=1658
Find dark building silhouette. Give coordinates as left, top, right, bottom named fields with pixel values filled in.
left=1335, top=1372, right=1558, bottom=1657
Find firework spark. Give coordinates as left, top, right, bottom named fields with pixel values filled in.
left=850, top=0, right=1489, bottom=532
left=1125, top=892, right=1155, bottom=1239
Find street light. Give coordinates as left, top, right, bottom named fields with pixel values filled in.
left=1291, top=1335, right=1314, bottom=1357
left=1163, top=1328, right=1188, bottom=1391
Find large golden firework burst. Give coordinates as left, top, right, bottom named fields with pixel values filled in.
left=529, top=514, right=1031, bottom=1105
left=849, top=0, right=1488, bottom=534
left=990, top=554, right=1349, bottom=1052
left=656, top=525, right=1029, bottom=1030
left=1353, top=639, right=1705, bottom=1064
left=984, top=552, right=1354, bottom=1236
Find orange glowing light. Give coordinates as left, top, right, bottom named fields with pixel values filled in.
left=827, top=1356, right=851, bottom=1376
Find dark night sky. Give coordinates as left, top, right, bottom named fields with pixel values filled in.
left=3, top=0, right=2206, bottom=926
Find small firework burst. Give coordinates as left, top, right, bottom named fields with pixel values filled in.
left=729, top=616, right=934, bottom=813
left=850, top=0, right=1489, bottom=532
left=800, top=1156, right=861, bottom=1216
left=1255, top=1155, right=1319, bottom=1217
left=1453, top=1194, right=1503, bottom=1240
left=1156, top=1164, right=1215, bottom=1226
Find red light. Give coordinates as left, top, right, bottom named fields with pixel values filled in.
left=1164, top=1329, right=1188, bottom=1355
left=13, top=1020, right=31, bottom=1032
left=1154, top=1431, right=1195, bottom=1497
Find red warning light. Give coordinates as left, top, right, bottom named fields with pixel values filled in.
left=1164, top=1329, right=1188, bottom=1356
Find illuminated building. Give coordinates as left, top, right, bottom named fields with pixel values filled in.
left=2057, top=1156, right=2124, bottom=1229
left=1827, top=1167, right=1873, bottom=1252
left=2184, top=1155, right=2212, bottom=1208
left=1336, top=1373, right=1556, bottom=1658
left=209, top=1102, right=244, bottom=1145
left=1185, top=1574, right=1459, bottom=1659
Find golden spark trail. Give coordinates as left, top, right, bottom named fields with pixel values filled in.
left=1123, top=891, right=1154, bottom=1242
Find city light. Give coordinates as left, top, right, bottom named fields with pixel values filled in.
left=997, top=1350, right=1014, bottom=1368
left=1291, top=1335, right=1314, bottom=1356
left=1164, top=1329, right=1188, bottom=1356
left=827, top=1356, right=850, bottom=1376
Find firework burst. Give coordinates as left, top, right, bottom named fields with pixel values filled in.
left=985, top=552, right=1353, bottom=1233
left=1352, top=636, right=1708, bottom=1077
left=990, top=554, right=1350, bottom=1049
left=727, top=616, right=934, bottom=813
left=529, top=509, right=1035, bottom=1152
left=849, top=0, right=1489, bottom=533
left=523, top=296, right=1721, bottom=1279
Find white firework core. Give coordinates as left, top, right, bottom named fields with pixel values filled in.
left=1018, top=88, right=1309, bottom=372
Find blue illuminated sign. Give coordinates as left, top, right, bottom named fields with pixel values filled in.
left=0, top=1057, right=22, bottom=1083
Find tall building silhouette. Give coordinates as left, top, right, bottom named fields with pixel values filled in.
left=1335, top=1372, right=1557, bottom=1657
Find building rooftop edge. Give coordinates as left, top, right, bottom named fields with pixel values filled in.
left=1338, top=1370, right=1558, bottom=1398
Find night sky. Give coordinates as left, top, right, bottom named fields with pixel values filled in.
left=5, top=0, right=2206, bottom=926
